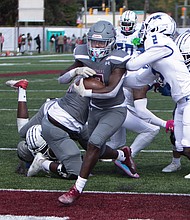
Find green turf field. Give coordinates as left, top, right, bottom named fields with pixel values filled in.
left=0, top=54, right=189, bottom=194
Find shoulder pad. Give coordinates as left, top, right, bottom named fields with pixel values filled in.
left=74, top=44, right=88, bottom=56
left=145, top=33, right=170, bottom=50
left=74, top=45, right=89, bottom=60
left=106, top=50, right=130, bottom=65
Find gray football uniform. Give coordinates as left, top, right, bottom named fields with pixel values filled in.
left=74, top=45, right=128, bottom=155
left=41, top=90, right=90, bottom=176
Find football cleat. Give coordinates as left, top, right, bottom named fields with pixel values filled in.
left=184, top=173, right=190, bottom=179
left=114, top=146, right=139, bottom=178
left=58, top=185, right=81, bottom=205
left=27, top=152, right=46, bottom=177
left=162, top=162, right=181, bottom=173
left=5, top=79, right=28, bottom=90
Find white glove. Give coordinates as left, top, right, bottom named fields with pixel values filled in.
left=70, top=67, right=96, bottom=78
left=74, top=78, right=92, bottom=97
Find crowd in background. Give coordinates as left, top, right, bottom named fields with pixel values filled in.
left=49, top=33, right=87, bottom=53
left=16, top=32, right=87, bottom=54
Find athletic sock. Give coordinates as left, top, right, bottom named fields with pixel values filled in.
left=18, top=87, right=27, bottom=102
left=75, top=176, right=87, bottom=193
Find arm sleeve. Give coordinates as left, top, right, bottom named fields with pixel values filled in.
left=58, top=68, right=77, bottom=84
left=126, top=46, right=172, bottom=71
left=134, top=98, right=166, bottom=128
left=58, top=72, right=73, bottom=84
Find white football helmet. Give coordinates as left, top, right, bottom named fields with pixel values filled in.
left=87, top=20, right=116, bottom=60
left=26, top=124, right=48, bottom=155
left=175, top=30, right=190, bottom=69
left=120, top=10, right=137, bottom=35
left=143, top=12, right=176, bottom=38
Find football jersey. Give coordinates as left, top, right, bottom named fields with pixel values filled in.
left=126, top=32, right=190, bottom=102
left=74, top=44, right=128, bottom=109
left=47, top=91, right=90, bottom=130
left=116, top=30, right=140, bottom=55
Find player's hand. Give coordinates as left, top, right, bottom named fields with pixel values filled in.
left=74, top=78, right=92, bottom=97
left=75, top=67, right=96, bottom=78
left=166, top=120, right=174, bottom=133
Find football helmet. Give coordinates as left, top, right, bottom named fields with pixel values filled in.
left=120, top=10, right=137, bottom=35
left=26, top=124, right=48, bottom=156
left=143, top=12, right=176, bottom=38
left=175, top=30, right=190, bottom=69
left=87, top=20, right=116, bottom=59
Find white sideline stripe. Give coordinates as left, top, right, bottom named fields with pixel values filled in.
left=0, top=215, right=70, bottom=220
left=0, top=108, right=172, bottom=113
left=0, top=54, right=72, bottom=59
left=0, top=148, right=172, bottom=153
left=0, top=90, right=66, bottom=92
left=0, top=188, right=190, bottom=197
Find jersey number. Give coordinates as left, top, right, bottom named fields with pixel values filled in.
left=151, top=35, right=158, bottom=45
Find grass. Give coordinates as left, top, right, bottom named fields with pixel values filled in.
left=0, top=54, right=189, bottom=195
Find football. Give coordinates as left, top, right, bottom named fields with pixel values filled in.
left=83, top=77, right=105, bottom=89
left=77, top=77, right=105, bottom=90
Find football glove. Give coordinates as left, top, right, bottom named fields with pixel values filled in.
left=74, top=78, right=92, bottom=97
left=70, top=67, right=96, bottom=78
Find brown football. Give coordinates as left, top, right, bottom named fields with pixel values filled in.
left=77, top=77, right=105, bottom=90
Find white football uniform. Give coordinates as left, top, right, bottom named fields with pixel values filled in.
left=126, top=32, right=190, bottom=151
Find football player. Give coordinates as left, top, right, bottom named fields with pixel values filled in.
left=58, top=20, right=138, bottom=205
left=162, top=30, right=190, bottom=176
left=126, top=12, right=190, bottom=178
left=107, top=10, right=173, bottom=163
left=5, top=78, right=88, bottom=180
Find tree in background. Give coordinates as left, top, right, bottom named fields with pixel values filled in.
left=0, top=0, right=18, bottom=26
left=45, top=0, right=79, bottom=26
left=0, top=0, right=187, bottom=26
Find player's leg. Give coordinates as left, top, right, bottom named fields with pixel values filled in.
left=162, top=131, right=182, bottom=172
left=58, top=107, right=139, bottom=205
left=106, top=127, right=127, bottom=149
left=27, top=152, right=78, bottom=179
left=123, top=110, right=160, bottom=157
left=5, top=79, right=29, bottom=132
left=41, top=116, right=82, bottom=177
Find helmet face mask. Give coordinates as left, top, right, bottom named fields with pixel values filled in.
left=143, top=12, right=176, bottom=39
left=120, top=10, right=137, bottom=35
left=175, top=30, right=190, bottom=70
left=87, top=20, right=116, bottom=59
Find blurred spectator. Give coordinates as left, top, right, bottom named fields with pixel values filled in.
left=0, top=33, right=4, bottom=52
left=67, top=37, right=72, bottom=53
left=49, top=34, right=55, bottom=52
left=58, top=33, right=64, bottom=53
left=71, top=34, right=76, bottom=52
left=21, top=34, right=26, bottom=54
left=18, top=34, right=22, bottom=52
left=63, top=35, right=67, bottom=52
left=34, top=34, right=41, bottom=53
left=82, top=33, right=87, bottom=44
left=76, top=37, right=82, bottom=47
left=55, top=34, right=59, bottom=53
left=26, top=33, right=32, bottom=52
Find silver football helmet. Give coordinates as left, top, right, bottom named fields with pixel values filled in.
left=120, top=10, right=137, bottom=35
left=26, top=124, right=48, bottom=156
left=175, top=30, right=190, bottom=69
left=87, top=20, right=116, bottom=59
left=143, top=12, right=176, bottom=38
